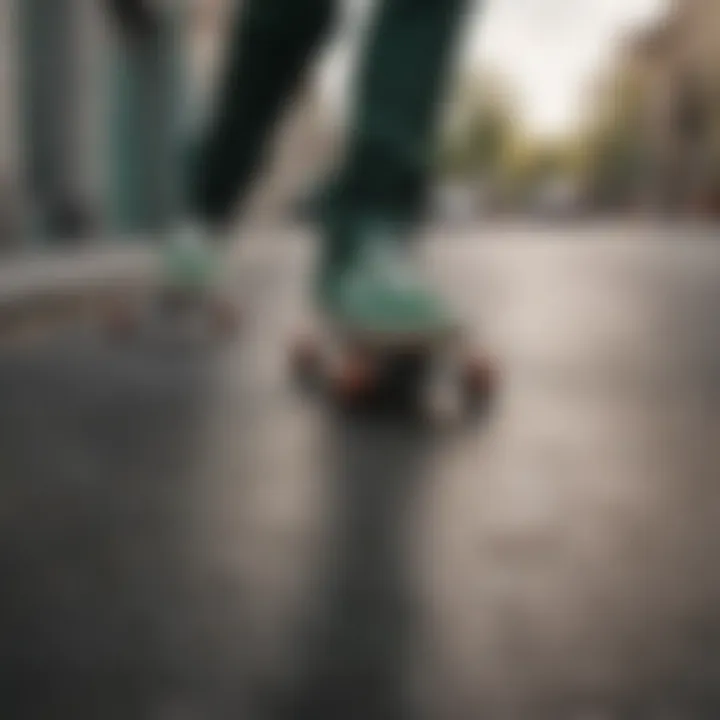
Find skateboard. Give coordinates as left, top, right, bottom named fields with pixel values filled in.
left=102, top=283, right=239, bottom=342
left=290, top=318, right=497, bottom=420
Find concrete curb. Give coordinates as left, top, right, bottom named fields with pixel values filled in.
left=0, top=245, right=157, bottom=343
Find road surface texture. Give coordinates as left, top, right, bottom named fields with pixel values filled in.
left=2, top=221, right=720, bottom=720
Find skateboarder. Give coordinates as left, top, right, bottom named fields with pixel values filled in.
left=107, top=0, right=472, bottom=338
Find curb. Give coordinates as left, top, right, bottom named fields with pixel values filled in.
left=0, top=246, right=157, bottom=345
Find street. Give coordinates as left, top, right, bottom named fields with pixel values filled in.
left=2, top=221, right=720, bottom=719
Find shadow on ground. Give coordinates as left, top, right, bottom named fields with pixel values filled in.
left=275, top=413, right=438, bottom=720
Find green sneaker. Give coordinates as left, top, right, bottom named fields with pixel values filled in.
left=316, top=222, right=455, bottom=339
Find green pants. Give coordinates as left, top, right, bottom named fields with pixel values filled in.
left=190, top=0, right=470, bottom=229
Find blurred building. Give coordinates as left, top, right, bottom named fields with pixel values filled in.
left=627, top=0, right=720, bottom=213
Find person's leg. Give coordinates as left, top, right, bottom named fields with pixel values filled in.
left=166, top=0, right=335, bottom=291
left=337, top=0, right=470, bottom=223
left=317, top=0, right=473, bottom=333
left=190, top=0, right=336, bottom=227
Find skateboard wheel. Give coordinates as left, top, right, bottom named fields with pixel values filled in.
left=463, top=355, right=497, bottom=404
left=332, top=355, right=376, bottom=404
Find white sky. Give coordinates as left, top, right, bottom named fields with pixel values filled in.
left=322, top=0, right=670, bottom=138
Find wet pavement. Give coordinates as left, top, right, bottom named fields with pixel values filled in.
left=2, top=221, right=720, bottom=719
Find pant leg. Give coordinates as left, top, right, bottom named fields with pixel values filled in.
left=189, top=0, right=335, bottom=226
left=328, top=0, right=472, bottom=227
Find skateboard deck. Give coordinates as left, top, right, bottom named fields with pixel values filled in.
left=290, top=315, right=497, bottom=419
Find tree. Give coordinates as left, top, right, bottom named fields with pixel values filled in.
left=439, top=68, right=519, bottom=184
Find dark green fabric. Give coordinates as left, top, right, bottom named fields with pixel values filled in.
left=191, top=0, right=470, bottom=231
left=329, top=0, right=469, bottom=225
left=190, top=0, right=335, bottom=223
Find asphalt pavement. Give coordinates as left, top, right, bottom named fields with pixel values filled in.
left=2, top=221, right=720, bottom=719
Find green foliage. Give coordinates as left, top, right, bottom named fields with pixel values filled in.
left=437, top=59, right=654, bottom=208
left=439, top=68, right=518, bottom=181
